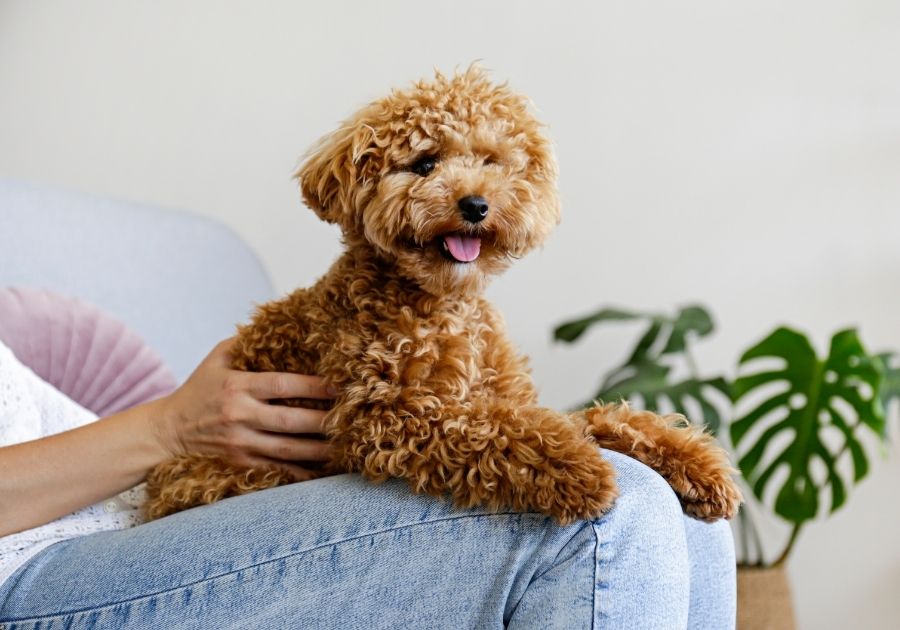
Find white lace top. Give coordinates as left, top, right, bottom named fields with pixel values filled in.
left=0, top=340, right=145, bottom=586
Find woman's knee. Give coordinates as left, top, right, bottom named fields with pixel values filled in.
left=590, top=450, right=691, bottom=626
left=600, top=448, right=686, bottom=531
left=684, top=516, right=737, bottom=629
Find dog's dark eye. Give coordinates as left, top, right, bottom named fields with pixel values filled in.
left=410, top=155, right=438, bottom=177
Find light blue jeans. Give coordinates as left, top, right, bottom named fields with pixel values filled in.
left=0, top=450, right=735, bottom=629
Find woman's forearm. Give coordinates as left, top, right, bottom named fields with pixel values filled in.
left=0, top=340, right=334, bottom=538
left=0, top=398, right=170, bottom=537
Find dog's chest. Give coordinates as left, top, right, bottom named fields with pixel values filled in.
left=328, top=303, right=489, bottom=398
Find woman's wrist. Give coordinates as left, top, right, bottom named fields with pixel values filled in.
left=144, top=394, right=187, bottom=461
left=91, top=398, right=180, bottom=481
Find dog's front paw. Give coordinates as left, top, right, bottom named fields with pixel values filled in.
left=508, top=408, right=620, bottom=523
left=668, top=453, right=743, bottom=522
left=508, top=430, right=619, bottom=524
left=540, top=451, right=619, bottom=524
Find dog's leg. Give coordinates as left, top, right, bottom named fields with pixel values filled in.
left=578, top=403, right=742, bottom=521
left=476, top=303, right=541, bottom=407
left=143, top=290, right=326, bottom=520
left=329, top=401, right=618, bottom=524
left=144, top=455, right=298, bottom=520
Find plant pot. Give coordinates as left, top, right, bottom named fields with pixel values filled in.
left=737, top=565, right=796, bottom=630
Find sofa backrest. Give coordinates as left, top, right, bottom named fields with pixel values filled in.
left=0, top=178, right=275, bottom=381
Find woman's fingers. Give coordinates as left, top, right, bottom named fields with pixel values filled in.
left=253, top=405, right=329, bottom=435
left=243, top=371, right=335, bottom=401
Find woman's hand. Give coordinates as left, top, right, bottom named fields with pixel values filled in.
left=152, top=338, right=335, bottom=480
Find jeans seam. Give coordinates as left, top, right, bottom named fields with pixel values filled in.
left=527, top=519, right=590, bottom=584
left=502, top=518, right=591, bottom=624
left=592, top=522, right=599, bottom=630
left=2, top=510, right=540, bottom=625
left=591, top=522, right=613, bottom=629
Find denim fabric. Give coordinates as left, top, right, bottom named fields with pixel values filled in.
left=0, top=450, right=735, bottom=629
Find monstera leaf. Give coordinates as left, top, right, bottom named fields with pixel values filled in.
left=553, top=307, right=643, bottom=343
left=730, top=327, right=886, bottom=524
left=554, top=305, right=730, bottom=433
left=876, top=353, right=900, bottom=418
left=589, top=359, right=730, bottom=434
left=556, top=304, right=726, bottom=433
left=554, top=305, right=714, bottom=356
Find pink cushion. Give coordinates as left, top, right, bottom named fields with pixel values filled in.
left=0, top=287, right=177, bottom=415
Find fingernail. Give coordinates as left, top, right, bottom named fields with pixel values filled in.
left=327, top=386, right=339, bottom=396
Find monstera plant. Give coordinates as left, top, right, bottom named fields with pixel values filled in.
left=554, top=305, right=898, bottom=570
left=555, top=304, right=900, bottom=628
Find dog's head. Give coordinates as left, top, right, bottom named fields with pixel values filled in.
left=297, top=66, right=560, bottom=295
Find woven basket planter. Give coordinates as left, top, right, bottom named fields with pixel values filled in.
left=737, top=565, right=796, bottom=630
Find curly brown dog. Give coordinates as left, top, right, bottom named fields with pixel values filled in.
left=145, top=67, right=741, bottom=524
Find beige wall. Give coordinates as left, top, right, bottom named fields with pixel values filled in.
left=2, top=1, right=899, bottom=627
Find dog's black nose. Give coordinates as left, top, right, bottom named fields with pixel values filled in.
left=458, top=195, right=489, bottom=223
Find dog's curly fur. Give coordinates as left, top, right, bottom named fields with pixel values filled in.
left=145, top=66, right=742, bottom=524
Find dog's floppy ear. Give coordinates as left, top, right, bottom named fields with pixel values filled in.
left=297, top=122, right=377, bottom=224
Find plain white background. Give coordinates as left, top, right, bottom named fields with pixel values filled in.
left=2, top=1, right=899, bottom=627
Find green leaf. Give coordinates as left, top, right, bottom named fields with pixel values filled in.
left=661, top=305, right=715, bottom=354
left=626, top=321, right=664, bottom=364
left=553, top=304, right=716, bottom=356
left=876, top=353, right=900, bottom=421
left=557, top=303, right=727, bottom=434
left=553, top=307, right=642, bottom=343
left=588, top=359, right=731, bottom=434
left=730, top=327, right=885, bottom=525
left=673, top=376, right=731, bottom=434
left=593, top=360, right=671, bottom=403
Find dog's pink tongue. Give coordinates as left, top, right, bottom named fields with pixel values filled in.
left=444, top=234, right=481, bottom=262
